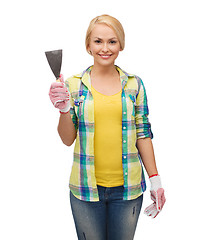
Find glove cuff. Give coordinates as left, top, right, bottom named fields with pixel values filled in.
left=149, top=174, right=159, bottom=178
left=150, top=175, right=162, bottom=191
left=60, top=110, right=70, bottom=114
left=59, top=102, right=71, bottom=113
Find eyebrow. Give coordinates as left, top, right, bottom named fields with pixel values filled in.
left=93, top=37, right=118, bottom=40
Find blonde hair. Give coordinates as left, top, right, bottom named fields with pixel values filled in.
left=85, top=14, right=125, bottom=52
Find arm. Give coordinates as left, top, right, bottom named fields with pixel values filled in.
left=136, top=137, right=158, bottom=177
left=135, top=78, right=166, bottom=217
left=58, top=112, right=77, bottom=146
left=57, top=77, right=78, bottom=146
left=137, top=137, right=166, bottom=217
left=49, top=75, right=78, bottom=146
left=135, top=78, right=156, bottom=175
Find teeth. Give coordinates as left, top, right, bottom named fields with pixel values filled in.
left=100, top=55, right=111, bottom=57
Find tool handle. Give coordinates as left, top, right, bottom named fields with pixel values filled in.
left=53, top=74, right=66, bottom=107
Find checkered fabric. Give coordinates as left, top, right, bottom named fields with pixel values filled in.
left=65, top=65, right=153, bottom=201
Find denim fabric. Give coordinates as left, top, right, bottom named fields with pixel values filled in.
left=70, top=185, right=143, bottom=240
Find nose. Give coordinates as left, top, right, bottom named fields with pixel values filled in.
left=102, top=43, right=109, bottom=52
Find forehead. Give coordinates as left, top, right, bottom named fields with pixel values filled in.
left=90, top=23, right=117, bottom=39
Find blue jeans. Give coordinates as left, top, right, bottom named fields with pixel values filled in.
left=70, top=185, right=143, bottom=240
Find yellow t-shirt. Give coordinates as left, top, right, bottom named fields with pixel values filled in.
left=91, top=85, right=124, bottom=187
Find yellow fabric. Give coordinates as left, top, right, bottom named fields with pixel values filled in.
left=91, top=85, right=124, bottom=187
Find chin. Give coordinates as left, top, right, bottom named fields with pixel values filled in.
left=95, top=58, right=117, bottom=67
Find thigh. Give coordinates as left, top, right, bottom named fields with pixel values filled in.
left=70, top=191, right=107, bottom=240
left=107, top=194, right=143, bottom=240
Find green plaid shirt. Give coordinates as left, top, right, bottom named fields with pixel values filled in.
left=65, top=65, right=153, bottom=202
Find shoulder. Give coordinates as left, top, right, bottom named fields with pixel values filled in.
left=118, top=66, right=143, bottom=92
left=125, top=70, right=145, bottom=92
left=65, top=72, right=82, bottom=84
left=65, top=71, right=83, bottom=92
left=65, top=65, right=92, bottom=88
left=127, top=71, right=143, bottom=87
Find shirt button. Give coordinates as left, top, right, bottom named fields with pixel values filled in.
left=123, top=126, right=126, bottom=129
left=123, top=140, right=126, bottom=143
left=123, top=156, right=127, bottom=159
left=123, top=112, right=126, bottom=114
left=125, top=172, right=128, bottom=175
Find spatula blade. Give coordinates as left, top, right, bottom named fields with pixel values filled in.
left=45, top=49, right=62, bottom=79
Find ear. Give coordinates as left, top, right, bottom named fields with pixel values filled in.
left=87, top=44, right=90, bottom=52
left=119, top=43, right=123, bottom=52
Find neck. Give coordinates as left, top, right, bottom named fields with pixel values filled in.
left=91, top=62, right=118, bottom=77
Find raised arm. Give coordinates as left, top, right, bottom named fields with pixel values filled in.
left=58, top=112, right=77, bottom=146
left=49, top=75, right=77, bottom=146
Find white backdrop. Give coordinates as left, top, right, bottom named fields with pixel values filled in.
left=1, top=0, right=207, bottom=239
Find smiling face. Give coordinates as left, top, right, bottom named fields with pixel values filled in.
left=87, top=23, right=122, bottom=67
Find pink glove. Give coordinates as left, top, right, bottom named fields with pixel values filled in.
left=144, top=175, right=166, bottom=218
left=49, top=74, right=72, bottom=113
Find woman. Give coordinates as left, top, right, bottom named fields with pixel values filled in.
left=49, top=14, right=166, bottom=240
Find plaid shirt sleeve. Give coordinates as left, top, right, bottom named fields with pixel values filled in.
left=135, top=79, right=153, bottom=139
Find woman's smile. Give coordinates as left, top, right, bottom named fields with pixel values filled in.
left=98, top=54, right=112, bottom=59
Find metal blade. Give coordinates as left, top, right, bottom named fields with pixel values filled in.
left=45, top=49, right=62, bottom=79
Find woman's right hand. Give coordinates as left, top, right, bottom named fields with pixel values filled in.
left=49, top=74, right=72, bottom=113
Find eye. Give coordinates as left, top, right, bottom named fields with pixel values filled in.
left=94, top=40, right=101, bottom=43
left=110, top=40, right=117, bottom=44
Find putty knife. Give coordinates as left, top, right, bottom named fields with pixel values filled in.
left=45, top=49, right=62, bottom=79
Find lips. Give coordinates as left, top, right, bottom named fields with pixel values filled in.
left=98, top=54, right=112, bottom=59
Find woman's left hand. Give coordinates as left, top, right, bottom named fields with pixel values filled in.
left=144, top=175, right=166, bottom=218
